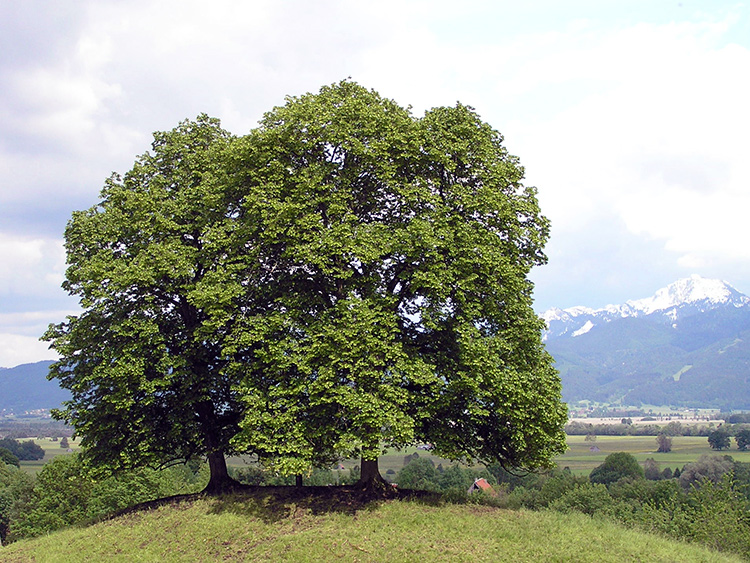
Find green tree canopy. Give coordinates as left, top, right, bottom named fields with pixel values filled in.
left=678, top=454, right=734, bottom=490
left=44, top=115, right=246, bottom=493
left=45, top=81, right=566, bottom=492
left=230, top=81, right=566, bottom=487
left=0, top=448, right=19, bottom=468
left=0, top=439, right=44, bottom=462
left=589, top=452, right=645, bottom=485
left=736, top=428, right=750, bottom=451
left=396, top=458, right=439, bottom=491
left=708, top=429, right=731, bottom=451
left=656, top=433, right=672, bottom=453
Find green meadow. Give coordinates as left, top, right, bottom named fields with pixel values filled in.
left=17, top=437, right=81, bottom=476
left=0, top=493, right=742, bottom=562
left=556, top=435, right=750, bottom=475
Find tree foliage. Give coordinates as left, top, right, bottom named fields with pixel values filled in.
left=589, top=452, right=644, bottom=485
left=0, top=465, right=34, bottom=545
left=0, top=448, right=19, bottom=468
left=735, top=428, right=750, bottom=451
left=678, top=454, right=734, bottom=490
left=43, top=116, right=245, bottom=493
left=707, top=429, right=731, bottom=451
left=0, top=439, right=44, bottom=461
left=230, top=81, right=566, bottom=484
left=656, top=433, right=672, bottom=453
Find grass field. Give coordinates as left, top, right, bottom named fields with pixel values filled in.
left=557, top=435, right=750, bottom=475
left=0, top=491, right=742, bottom=562
left=17, top=437, right=81, bottom=475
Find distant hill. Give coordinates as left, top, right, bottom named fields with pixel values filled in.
left=0, top=360, right=70, bottom=414
left=543, top=275, right=750, bottom=409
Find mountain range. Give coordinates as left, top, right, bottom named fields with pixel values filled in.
left=0, top=360, right=68, bottom=415
left=543, top=275, right=750, bottom=409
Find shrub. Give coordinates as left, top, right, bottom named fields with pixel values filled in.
left=590, top=452, right=644, bottom=485
left=679, top=455, right=734, bottom=490
left=640, top=475, right=750, bottom=559
left=231, top=466, right=266, bottom=485
left=550, top=482, right=614, bottom=516
left=397, top=458, right=439, bottom=491
left=8, top=454, right=202, bottom=542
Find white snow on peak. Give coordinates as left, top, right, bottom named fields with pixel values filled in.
left=541, top=275, right=749, bottom=323
left=572, top=320, right=595, bottom=337
left=541, top=306, right=594, bottom=324
left=626, top=275, right=746, bottom=314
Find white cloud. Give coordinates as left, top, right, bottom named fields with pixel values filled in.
left=0, top=332, right=58, bottom=368
left=501, top=16, right=750, bottom=269
left=0, top=234, right=67, bottom=297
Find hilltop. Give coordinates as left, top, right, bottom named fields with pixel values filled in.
left=0, top=491, right=741, bottom=562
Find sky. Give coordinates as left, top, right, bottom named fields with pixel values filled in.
left=1, top=0, right=749, bottom=368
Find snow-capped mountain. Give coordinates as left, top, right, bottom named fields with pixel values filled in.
left=543, top=275, right=750, bottom=341
left=542, top=276, right=750, bottom=409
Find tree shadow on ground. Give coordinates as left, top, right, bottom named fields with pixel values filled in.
left=207, top=486, right=442, bottom=523
left=117, top=485, right=442, bottom=524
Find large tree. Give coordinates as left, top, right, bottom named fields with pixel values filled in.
left=230, top=81, right=567, bottom=488
left=44, top=115, right=247, bottom=493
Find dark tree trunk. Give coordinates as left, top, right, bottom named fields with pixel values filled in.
left=354, top=457, right=389, bottom=493
left=196, top=400, right=240, bottom=495
left=203, top=449, right=240, bottom=495
left=296, top=474, right=303, bottom=487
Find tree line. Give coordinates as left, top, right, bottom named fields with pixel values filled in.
left=565, top=419, right=749, bottom=438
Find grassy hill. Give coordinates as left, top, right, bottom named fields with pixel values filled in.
left=0, top=489, right=741, bottom=562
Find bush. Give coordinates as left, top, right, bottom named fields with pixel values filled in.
left=550, top=482, right=614, bottom=516
left=8, top=454, right=202, bottom=542
left=679, top=455, right=734, bottom=490
left=590, top=452, right=644, bottom=486
left=0, top=465, right=34, bottom=545
left=231, top=465, right=266, bottom=485
left=397, top=458, right=439, bottom=491
left=639, top=475, right=750, bottom=559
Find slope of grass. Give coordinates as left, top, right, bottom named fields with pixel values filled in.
left=0, top=490, right=742, bottom=562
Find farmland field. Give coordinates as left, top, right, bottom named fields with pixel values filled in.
left=17, top=437, right=81, bottom=475
left=556, top=435, right=750, bottom=475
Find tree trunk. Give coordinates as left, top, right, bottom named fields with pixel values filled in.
left=295, top=474, right=303, bottom=487
left=354, top=457, right=389, bottom=494
left=202, top=449, right=240, bottom=495
left=196, top=400, right=240, bottom=495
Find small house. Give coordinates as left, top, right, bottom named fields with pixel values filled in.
left=467, top=478, right=495, bottom=495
